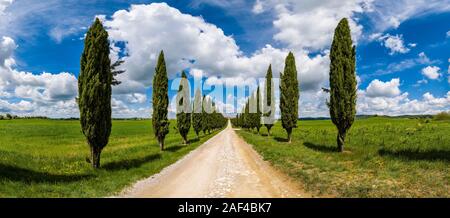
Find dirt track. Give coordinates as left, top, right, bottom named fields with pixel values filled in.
left=119, top=121, right=307, bottom=198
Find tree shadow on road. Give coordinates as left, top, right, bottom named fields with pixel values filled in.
left=304, top=142, right=339, bottom=153
left=0, top=164, right=94, bottom=184
left=103, top=154, right=161, bottom=171
left=378, top=148, right=450, bottom=162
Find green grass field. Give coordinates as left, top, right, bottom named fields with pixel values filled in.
left=0, top=119, right=220, bottom=197
left=237, top=117, right=450, bottom=197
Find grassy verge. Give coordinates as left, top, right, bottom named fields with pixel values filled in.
left=237, top=117, right=449, bottom=197
left=0, top=119, right=221, bottom=197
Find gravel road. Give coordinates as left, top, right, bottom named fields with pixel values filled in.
left=119, top=121, right=307, bottom=198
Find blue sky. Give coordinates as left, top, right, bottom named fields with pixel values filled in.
left=0, top=0, right=449, bottom=118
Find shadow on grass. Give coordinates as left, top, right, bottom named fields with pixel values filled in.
left=0, top=164, right=94, bottom=183
left=164, top=145, right=187, bottom=153
left=304, top=142, right=339, bottom=153
left=378, top=148, right=450, bottom=162
left=103, top=154, right=161, bottom=171
left=274, top=137, right=289, bottom=142
left=188, top=138, right=200, bottom=144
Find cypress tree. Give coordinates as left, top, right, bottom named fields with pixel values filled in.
left=263, top=65, right=275, bottom=135
left=329, top=18, right=357, bottom=152
left=152, top=51, right=170, bottom=151
left=280, top=52, right=299, bottom=143
left=176, top=71, right=191, bottom=144
left=255, top=87, right=262, bottom=134
left=78, top=18, right=112, bottom=169
left=192, top=88, right=203, bottom=138
left=244, top=100, right=250, bottom=130
left=201, top=95, right=209, bottom=134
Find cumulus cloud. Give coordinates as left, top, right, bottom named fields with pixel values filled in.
left=366, top=78, right=401, bottom=97
left=105, top=3, right=330, bottom=94
left=374, top=34, right=412, bottom=55
left=421, top=66, right=441, bottom=80
left=268, top=0, right=368, bottom=51
left=0, top=36, right=80, bottom=117
left=358, top=87, right=450, bottom=116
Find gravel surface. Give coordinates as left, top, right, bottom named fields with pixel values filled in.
left=118, top=121, right=308, bottom=198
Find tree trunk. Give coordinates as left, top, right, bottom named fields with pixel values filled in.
left=159, top=138, right=165, bottom=151
left=90, top=146, right=102, bottom=169
left=267, top=128, right=271, bottom=136
left=337, top=130, right=346, bottom=152
left=183, top=135, right=188, bottom=145
left=287, top=129, right=292, bottom=143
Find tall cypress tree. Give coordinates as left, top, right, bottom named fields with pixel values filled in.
left=280, top=52, right=299, bottom=143
left=329, top=18, right=357, bottom=152
left=263, top=65, right=275, bottom=135
left=78, top=18, right=112, bottom=169
left=255, top=86, right=262, bottom=134
left=176, top=71, right=191, bottom=144
left=152, top=51, right=169, bottom=151
left=192, top=88, right=203, bottom=138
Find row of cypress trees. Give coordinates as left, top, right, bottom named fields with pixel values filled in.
left=232, top=18, right=357, bottom=152
left=232, top=51, right=299, bottom=143
left=78, top=19, right=227, bottom=168
left=152, top=49, right=228, bottom=151
left=175, top=71, right=227, bottom=145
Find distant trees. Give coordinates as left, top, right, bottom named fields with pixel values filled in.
left=176, top=71, right=191, bottom=144
left=78, top=18, right=112, bottom=169
left=328, top=18, right=357, bottom=152
left=280, top=52, right=299, bottom=143
left=192, top=88, right=203, bottom=138
left=152, top=51, right=170, bottom=151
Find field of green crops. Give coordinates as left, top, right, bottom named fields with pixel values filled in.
left=237, top=117, right=450, bottom=197
left=0, top=119, right=220, bottom=197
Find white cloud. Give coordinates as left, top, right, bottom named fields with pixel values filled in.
left=0, top=0, right=12, bottom=14
left=0, top=36, right=16, bottom=66
left=358, top=90, right=450, bottom=116
left=371, top=52, right=435, bottom=77
left=269, top=0, right=368, bottom=51
left=105, top=3, right=330, bottom=93
left=365, top=0, right=450, bottom=32
left=366, top=78, right=401, bottom=97
left=252, top=0, right=264, bottom=14
left=375, top=34, right=412, bottom=55
left=421, top=66, right=441, bottom=80
left=447, top=30, right=450, bottom=38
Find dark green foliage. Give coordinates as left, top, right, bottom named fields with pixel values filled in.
left=329, top=18, right=357, bottom=152
left=78, top=18, right=112, bottom=168
left=192, top=88, right=203, bottom=138
left=201, top=95, right=209, bottom=134
left=255, top=87, right=262, bottom=133
left=434, top=111, right=450, bottom=120
left=176, top=71, right=191, bottom=144
left=152, top=51, right=170, bottom=151
left=280, top=52, right=299, bottom=143
left=263, top=65, right=274, bottom=135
